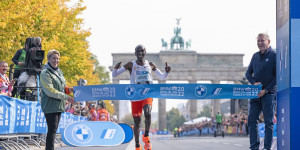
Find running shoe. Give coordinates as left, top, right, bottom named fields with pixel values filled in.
left=142, top=134, right=152, bottom=150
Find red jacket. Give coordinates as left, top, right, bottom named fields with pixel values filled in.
left=89, top=108, right=97, bottom=121
left=97, top=109, right=110, bottom=121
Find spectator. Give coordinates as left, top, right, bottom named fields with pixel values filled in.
left=97, top=101, right=110, bottom=121
left=65, top=101, right=71, bottom=112
left=66, top=104, right=75, bottom=114
left=89, top=104, right=97, bottom=121
left=173, top=127, right=178, bottom=138
left=0, top=61, right=16, bottom=97
left=81, top=105, right=89, bottom=117
left=73, top=103, right=81, bottom=116
left=216, top=112, right=222, bottom=133
left=80, top=101, right=86, bottom=109
left=40, top=50, right=74, bottom=150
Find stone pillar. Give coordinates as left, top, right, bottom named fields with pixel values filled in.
left=158, top=80, right=167, bottom=131
left=230, top=99, right=236, bottom=114
left=211, top=80, right=220, bottom=118
left=189, top=80, right=198, bottom=120
left=112, top=79, right=120, bottom=121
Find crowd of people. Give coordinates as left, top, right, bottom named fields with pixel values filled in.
left=177, top=111, right=249, bottom=137
left=177, top=109, right=277, bottom=138
left=64, top=101, right=112, bottom=122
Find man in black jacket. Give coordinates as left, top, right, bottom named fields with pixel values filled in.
left=246, top=33, right=276, bottom=150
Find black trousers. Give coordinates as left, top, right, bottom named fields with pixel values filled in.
left=45, top=112, right=61, bottom=150
left=12, top=69, right=21, bottom=98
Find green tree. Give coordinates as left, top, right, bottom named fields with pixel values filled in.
left=0, top=0, right=99, bottom=86
left=166, top=108, right=186, bottom=131
left=91, top=54, right=110, bottom=84
left=198, top=105, right=211, bottom=118
left=102, top=100, right=114, bottom=116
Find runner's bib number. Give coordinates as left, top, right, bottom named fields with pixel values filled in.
left=136, top=71, right=150, bottom=83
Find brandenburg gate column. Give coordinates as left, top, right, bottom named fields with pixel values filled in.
left=158, top=80, right=167, bottom=131
left=189, top=80, right=198, bottom=120
left=211, top=80, right=221, bottom=117
left=112, top=79, right=120, bottom=121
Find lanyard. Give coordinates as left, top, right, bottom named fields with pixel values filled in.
left=0, top=73, right=8, bottom=83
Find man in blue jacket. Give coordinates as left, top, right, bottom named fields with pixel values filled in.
left=246, top=33, right=276, bottom=150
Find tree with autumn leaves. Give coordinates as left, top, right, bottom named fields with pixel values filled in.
left=0, top=0, right=107, bottom=85
left=0, top=0, right=114, bottom=113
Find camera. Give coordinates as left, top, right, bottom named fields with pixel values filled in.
left=34, top=50, right=45, bottom=61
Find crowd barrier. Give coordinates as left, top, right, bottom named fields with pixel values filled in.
left=156, top=131, right=170, bottom=135
left=0, top=95, right=87, bottom=135
left=182, top=127, right=214, bottom=136
left=181, top=123, right=277, bottom=137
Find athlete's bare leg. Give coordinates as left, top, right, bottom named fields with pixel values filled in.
left=133, top=116, right=141, bottom=147
left=143, top=104, right=152, bottom=137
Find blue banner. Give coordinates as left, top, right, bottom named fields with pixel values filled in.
left=118, top=123, right=133, bottom=144
left=35, top=103, right=47, bottom=134
left=0, top=96, right=11, bottom=134
left=14, top=99, right=37, bottom=133
left=0, top=95, right=87, bottom=135
left=74, top=84, right=261, bottom=102
left=156, top=131, right=169, bottom=135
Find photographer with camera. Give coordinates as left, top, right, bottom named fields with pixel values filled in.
left=11, top=37, right=32, bottom=98
left=16, top=37, right=45, bottom=101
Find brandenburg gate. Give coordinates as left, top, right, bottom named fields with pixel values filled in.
left=110, top=19, right=246, bottom=130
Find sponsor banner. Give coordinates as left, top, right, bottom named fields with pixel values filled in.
left=14, top=99, right=37, bottom=133
left=290, top=87, right=300, bottom=150
left=156, top=131, right=169, bottom=135
left=62, top=121, right=125, bottom=146
left=74, top=84, right=261, bottom=102
left=291, top=19, right=300, bottom=87
left=277, top=0, right=300, bottom=149
left=0, top=95, right=87, bottom=134
left=277, top=88, right=290, bottom=150
left=0, top=96, right=11, bottom=134
left=35, top=103, right=47, bottom=134
left=258, top=123, right=277, bottom=138
left=118, top=123, right=133, bottom=144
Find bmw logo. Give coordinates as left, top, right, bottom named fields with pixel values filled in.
left=195, top=85, right=207, bottom=97
left=125, top=85, right=136, bottom=98
left=72, top=125, right=93, bottom=144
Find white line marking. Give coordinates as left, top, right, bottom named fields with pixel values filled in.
left=233, top=144, right=243, bottom=147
